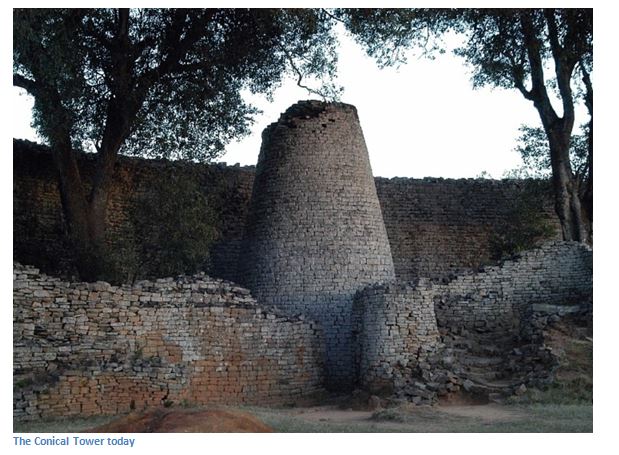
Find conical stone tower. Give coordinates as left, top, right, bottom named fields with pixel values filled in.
left=238, top=100, right=395, bottom=390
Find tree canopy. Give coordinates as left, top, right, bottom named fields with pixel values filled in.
left=13, top=8, right=342, bottom=280
left=507, top=124, right=589, bottom=180
left=14, top=9, right=341, bottom=161
left=339, top=8, right=593, bottom=242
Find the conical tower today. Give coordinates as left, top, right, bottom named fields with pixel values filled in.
left=238, top=100, right=395, bottom=390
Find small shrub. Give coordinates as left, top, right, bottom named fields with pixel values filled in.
left=371, top=408, right=405, bottom=422
left=130, top=166, right=220, bottom=280
left=490, top=180, right=555, bottom=260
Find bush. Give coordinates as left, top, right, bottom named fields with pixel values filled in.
left=129, top=166, right=220, bottom=279
left=490, top=180, right=556, bottom=260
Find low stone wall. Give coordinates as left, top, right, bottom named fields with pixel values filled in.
left=433, top=241, right=593, bottom=334
left=13, top=264, right=325, bottom=421
left=353, top=282, right=441, bottom=394
left=352, top=241, right=592, bottom=399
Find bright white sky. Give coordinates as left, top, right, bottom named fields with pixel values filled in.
left=11, top=22, right=588, bottom=179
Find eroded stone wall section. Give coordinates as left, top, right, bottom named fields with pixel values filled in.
left=238, top=101, right=396, bottom=390
left=353, top=283, right=441, bottom=394
left=13, top=263, right=325, bottom=421
left=433, top=241, right=593, bottom=334
left=353, top=241, right=593, bottom=399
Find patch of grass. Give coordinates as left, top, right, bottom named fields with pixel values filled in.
left=243, top=403, right=592, bottom=433
left=485, top=404, right=592, bottom=433
left=14, top=415, right=120, bottom=433
left=371, top=408, right=406, bottom=422
left=13, top=403, right=592, bottom=433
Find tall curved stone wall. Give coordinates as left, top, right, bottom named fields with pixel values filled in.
left=238, top=101, right=396, bottom=390
left=13, top=140, right=561, bottom=285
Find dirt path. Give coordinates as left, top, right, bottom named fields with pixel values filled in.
left=14, top=402, right=591, bottom=433
left=437, top=404, right=525, bottom=423
left=287, top=404, right=523, bottom=424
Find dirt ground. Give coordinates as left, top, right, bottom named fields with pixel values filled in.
left=13, top=400, right=591, bottom=433
left=86, top=407, right=273, bottom=433
left=270, top=403, right=526, bottom=430
left=251, top=401, right=591, bottom=432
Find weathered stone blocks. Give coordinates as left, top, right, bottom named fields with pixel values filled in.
left=433, top=241, right=593, bottom=334
left=13, top=263, right=325, bottom=421
left=353, top=282, right=441, bottom=394
left=13, top=139, right=561, bottom=285
left=238, top=101, right=396, bottom=390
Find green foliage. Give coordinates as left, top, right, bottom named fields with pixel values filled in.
left=490, top=181, right=556, bottom=260
left=14, top=9, right=342, bottom=161
left=337, top=9, right=453, bottom=68
left=505, top=124, right=589, bottom=179
left=130, top=167, right=220, bottom=279
left=14, top=9, right=343, bottom=280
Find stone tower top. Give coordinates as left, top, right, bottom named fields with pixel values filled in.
left=261, top=100, right=359, bottom=139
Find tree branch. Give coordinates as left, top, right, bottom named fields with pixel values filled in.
left=320, top=8, right=347, bottom=24
left=520, top=11, right=559, bottom=127
left=579, top=60, right=593, bottom=116
left=279, top=44, right=329, bottom=100
left=544, top=8, right=575, bottom=127
left=13, top=74, right=40, bottom=96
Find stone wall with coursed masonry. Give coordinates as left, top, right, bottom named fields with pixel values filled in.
left=433, top=241, right=593, bottom=334
left=13, top=263, right=325, bottom=421
left=237, top=101, right=396, bottom=390
left=13, top=139, right=560, bottom=285
left=352, top=241, right=592, bottom=396
left=353, top=282, right=441, bottom=394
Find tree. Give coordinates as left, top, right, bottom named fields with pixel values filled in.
left=14, top=8, right=340, bottom=280
left=340, top=8, right=593, bottom=242
left=505, top=124, right=588, bottom=180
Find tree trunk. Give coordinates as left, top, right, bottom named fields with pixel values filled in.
left=583, top=119, right=593, bottom=226
left=547, top=131, right=590, bottom=242
left=50, top=139, right=109, bottom=282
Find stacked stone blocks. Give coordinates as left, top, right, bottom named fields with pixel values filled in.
left=353, top=241, right=592, bottom=394
left=12, top=100, right=592, bottom=417
left=13, top=263, right=324, bottom=421
left=13, top=140, right=561, bottom=284
left=433, top=241, right=593, bottom=334
left=238, top=101, right=396, bottom=390
left=353, top=282, right=441, bottom=393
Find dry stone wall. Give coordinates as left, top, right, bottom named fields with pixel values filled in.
left=353, top=283, right=441, bottom=394
left=433, top=241, right=593, bottom=334
left=13, top=140, right=254, bottom=282
left=13, top=263, right=324, bottom=421
left=13, top=140, right=560, bottom=284
left=352, top=241, right=592, bottom=400
left=238, top=101, right=396, bottom=391
left=375, top=177, right=562, bottom=281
